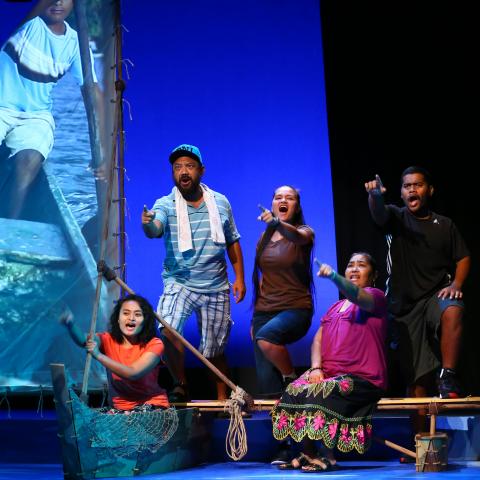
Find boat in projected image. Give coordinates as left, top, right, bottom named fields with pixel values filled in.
left=0, top=155, right=111, bottom=391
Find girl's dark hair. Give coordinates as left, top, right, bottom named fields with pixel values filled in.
left=349, top=251, right=378, bottom=283
left=109, top=294, right=157, bottom=344
left=252, top=185, right=314, bottom=307
left=400, top=166, right=432, bottom=186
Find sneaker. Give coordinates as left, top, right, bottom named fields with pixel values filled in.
left=437, top=368, right=461, bottom=399
left=271, top=448, right=293, bottom=465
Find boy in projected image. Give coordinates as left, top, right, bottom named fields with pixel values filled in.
left=0, top=0, right=99, bottom=218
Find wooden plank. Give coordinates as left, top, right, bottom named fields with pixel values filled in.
left=171, top=400, right=275, bottom=411
left=50, top=363, right=84, bottom=479
left=0, top=218, right=72, bottom=264
left=376, top=403, right=480, bottom=411
left=171, top=397, right=480, bottom=412
left=374, top=436, right=416, bottom=458
left=378, top=396, right=480, bottom=405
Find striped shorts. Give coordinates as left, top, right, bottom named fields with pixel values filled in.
left=157, top=282, right=232, bottom=358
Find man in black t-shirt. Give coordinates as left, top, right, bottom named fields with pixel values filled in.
left=365, top=166, right=470, bottom=406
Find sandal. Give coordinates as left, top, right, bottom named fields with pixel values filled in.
left=301, top=457, right=338, bottom=472
left=278, top=453, right=311, bottom=470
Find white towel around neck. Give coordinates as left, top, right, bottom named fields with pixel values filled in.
left=174, top=183, right=226, bottom=253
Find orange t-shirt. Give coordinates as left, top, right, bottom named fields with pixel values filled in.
left=97, top=333, right=169, bottom=410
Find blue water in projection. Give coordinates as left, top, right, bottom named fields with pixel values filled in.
left=48, top=65, right=100, bottom=228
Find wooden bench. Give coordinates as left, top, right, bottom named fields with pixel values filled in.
left=376, top=396, right=480, bottom=436
left=172, top=396, right=480, bottom=426
left=375, top=397, right=480, bottom=470
left=173, top=396, right=480, bottom=471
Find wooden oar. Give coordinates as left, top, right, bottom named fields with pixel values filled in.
left=97, top=261, right=254, bottom=412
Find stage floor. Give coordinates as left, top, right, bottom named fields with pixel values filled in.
left=1, top=461, right=480, bottom=480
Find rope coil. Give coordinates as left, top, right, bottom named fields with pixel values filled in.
left=225, top=386, right=248, bottom=461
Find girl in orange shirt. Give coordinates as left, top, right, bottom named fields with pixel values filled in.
left=62, top=294, right=169, bottom=412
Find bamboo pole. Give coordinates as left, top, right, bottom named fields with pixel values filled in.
left=377, top=403, right=480, bottom=411
left=73, top=0, right=102, bottom=402
left=430, top=415, right=437, bottom=436
left=374, top=437, right=416, bottom=459
left=75, top=0, right=122, bottom=400
left=73, top=0, right=103, bottom=175
left=378, top=397, right=480, bottom=405
left=97, top=261, right=253, bottom=406
left=113, top=0, right=127, bottom=286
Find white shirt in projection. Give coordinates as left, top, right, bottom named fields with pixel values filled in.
left=0, top=16, right=97, bottom=114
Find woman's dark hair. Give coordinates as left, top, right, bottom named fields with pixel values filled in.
left=400, top=166, right=432, bottom=186
left=252, top=185, right=314, bottom=307
left=109, top=294, right=157, bottom=344
left=349, top=251, right=378, bottom=284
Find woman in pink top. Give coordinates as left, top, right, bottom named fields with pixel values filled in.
left=62, top=294, right=169, bottom=412
left=272, top=252, right=387, bottom=471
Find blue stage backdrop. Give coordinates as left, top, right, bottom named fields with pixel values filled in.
left=122, top=0, right=338, bottom=368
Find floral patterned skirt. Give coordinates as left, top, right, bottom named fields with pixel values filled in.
left=271, top=373, right=383, bottom=453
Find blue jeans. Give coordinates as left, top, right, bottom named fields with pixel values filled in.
left=252, top=309, right=312, bottom=396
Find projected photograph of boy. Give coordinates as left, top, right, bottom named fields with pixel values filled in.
left=0, top=0, right=113, bottom=389
left=0, top=0, right=102, bottom=221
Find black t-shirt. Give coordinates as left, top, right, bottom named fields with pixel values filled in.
left=383, top=205, right=470, bottom=315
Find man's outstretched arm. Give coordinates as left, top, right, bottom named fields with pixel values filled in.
left=365, top=174, right=389, bottom=226
left=141, top=206, right=164, bottom=238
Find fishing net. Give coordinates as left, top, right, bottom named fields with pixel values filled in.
left=70, top=389, right=179, bottom=456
